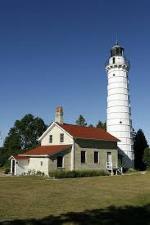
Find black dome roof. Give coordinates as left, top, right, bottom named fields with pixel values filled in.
left=111, top=42, right=124, bottom=57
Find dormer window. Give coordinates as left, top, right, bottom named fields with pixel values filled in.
left=60, top=133, right=64, bottom=142
left=49, top=135, right=53, bottom=143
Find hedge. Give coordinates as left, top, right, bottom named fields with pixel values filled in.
left=49, top=169, right=109, bottom=178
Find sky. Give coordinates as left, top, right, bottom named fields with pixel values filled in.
left=0, top=0, right=150, bottom=145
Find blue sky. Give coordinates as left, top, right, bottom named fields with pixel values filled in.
left=0, top=0, right=150, bottom=145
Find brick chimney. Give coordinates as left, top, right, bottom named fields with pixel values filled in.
left=55, top=106, right=63, bottom=124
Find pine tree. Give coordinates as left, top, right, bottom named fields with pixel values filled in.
left=88, top=124, right=94, bottom=128
left=96, top=121, right=106, bottom=130
left=76, top=115, right=87, bottom=127
left=134, top=129, right=148, bottom=170
left=144, top=148, right=150, bottom=169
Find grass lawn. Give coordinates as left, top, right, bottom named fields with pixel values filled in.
left=0, top=173, right=150, bottom=224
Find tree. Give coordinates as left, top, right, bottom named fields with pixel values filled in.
left=143, top=148, right=150, bottom=169
left=2, top=114, right=47, bottom=166
left=76, top=115, right=87, bottom=127
left=88, top=124, right=94, bottom=128
left=96, top=121, right=106, bottom=130
left=134, top=129, right=148, bottom=170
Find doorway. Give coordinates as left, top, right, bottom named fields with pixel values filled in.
left=12, top=160, right=15, bottom=175
left=107, top=152, right=112, bottom=170
left=57, top=156, right=63, bottom=168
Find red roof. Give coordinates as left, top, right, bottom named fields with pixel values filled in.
left=59, top=123, right=119, bottom=142
left=12, top=155, right=29, bottom=160
left=21, top=145, right=72, bottom=156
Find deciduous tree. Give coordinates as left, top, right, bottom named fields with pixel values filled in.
left=1, top=114, right=47, bottom=166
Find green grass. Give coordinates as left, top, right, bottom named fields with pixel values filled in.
left=0, top=172, right=150, bottom=224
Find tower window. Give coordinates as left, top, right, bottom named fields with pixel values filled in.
left=113, top=74, right=115, bottom=76
left=113, top=57, right=115, bottom=64
left=120, top=121, right=122, bottom=124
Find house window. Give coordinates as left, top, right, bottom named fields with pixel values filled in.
left=94, top=151, right=99, bottom=164
left=49, top=135, right=53, bottom=143
left=113, top=57, right=115, bottom=64
left=57, top=156, right=63, bottom=168
left=40, top=161, right=43, bottom=166
left=60, top=133, right=64, bottom=142
left=81, top=151, right=86, bottom=163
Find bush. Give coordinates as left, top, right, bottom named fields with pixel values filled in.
left=126, top=168, right=137, bottom=173
left=4, top=168, right=10, bottom=174
left=49, top=169, right=109, bottom=179
left=36, top=171, right=45, bottom=176
left=22, top=170, right=45, bottom=176
left=144, top=148, right=150, bottom=169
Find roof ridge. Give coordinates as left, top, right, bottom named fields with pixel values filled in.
left=60, top=123, right=105, bottom=130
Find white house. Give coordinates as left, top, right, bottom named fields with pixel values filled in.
left=10, top=107, right=119, bottom=176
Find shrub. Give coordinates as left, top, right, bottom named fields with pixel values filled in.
left=126, top=168, right=137, bottom=173
left=23, top=170, right=45, bottom=176
left=4, top=168, right=10, bottom=174
left=49, top=169, right=109, bottom=179
left=36, top=171, right=45, bottom=176
left=144, top=148, right=150, bottom=169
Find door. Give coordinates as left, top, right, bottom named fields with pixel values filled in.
left=57, top=156, right=63, bottom=168
left=107, top=152, right=112, bottom=170
left=12, top=160, right=15, bottom=175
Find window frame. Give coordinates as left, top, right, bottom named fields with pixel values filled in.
left=57, top=156, right=64, bottom=168
left=81, top=151, right=86, bottom=164
left=60, top=133, right=64, bottom=143
left=94, top=151, right=99, bottom=164
left=49, top=135, right=53, bottom=143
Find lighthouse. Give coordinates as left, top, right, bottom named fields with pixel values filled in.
left=105, top=42, right=134, bottom=168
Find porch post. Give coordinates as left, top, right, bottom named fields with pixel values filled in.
left=10, top=159, right=13, bottom=174
left=71, top=140, right=75, bottom=171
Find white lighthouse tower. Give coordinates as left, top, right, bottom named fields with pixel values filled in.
left=105, top=42, right=134, bottom=168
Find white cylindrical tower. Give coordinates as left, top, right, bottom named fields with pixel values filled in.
left=105, top=42, right=134, bottom=168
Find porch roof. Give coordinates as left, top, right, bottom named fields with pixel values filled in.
left=10, top=155, right=29, bottom=160
left=20, top=145, right=72, bottom=156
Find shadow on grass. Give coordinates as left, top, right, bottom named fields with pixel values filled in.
left=0, top=204, right=150, bottom=225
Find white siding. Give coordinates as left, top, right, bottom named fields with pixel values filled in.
left=14, top=157, right=49, bottom=176
left=41, top=124, right=73, bottom=146
left=15, top=159, right=29, bottom=175
left=27, top=157, right=49, bottom=175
